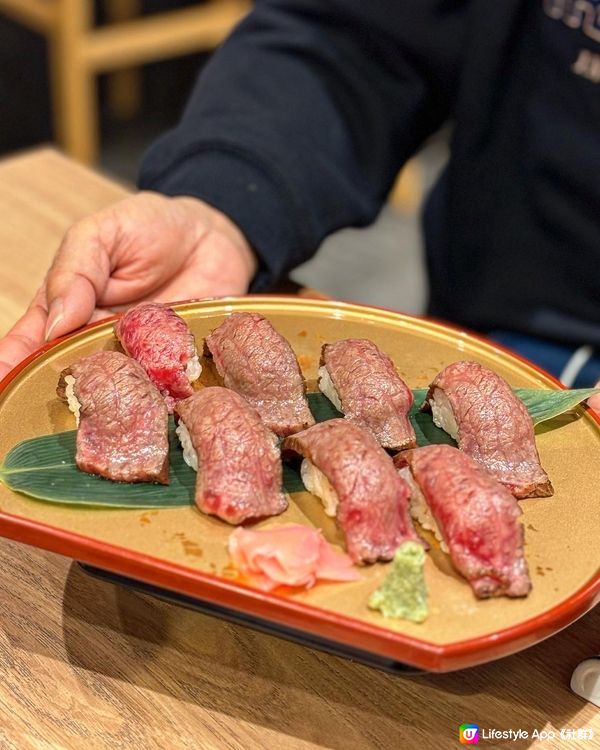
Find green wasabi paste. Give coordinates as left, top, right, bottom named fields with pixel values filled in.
left=368, top=541, right=428, bottom=623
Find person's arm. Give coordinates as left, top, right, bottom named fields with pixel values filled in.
left=140, top=0, right=468, bottom=289
left=0, top=0, right=467, bottom=377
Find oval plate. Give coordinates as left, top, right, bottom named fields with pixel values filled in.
left=0, top=297, right=598, bottom=672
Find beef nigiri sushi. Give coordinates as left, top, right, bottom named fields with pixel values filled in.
left=115, top=302, right=200, bottom=411
left=319, top=338, right=416, bottom=450
left=395, top=445, right=531, bottom=598
left=57, top=351, right=169, bottom=483
left=421, top=360, right=553, bottom=498
left=282, top=419, right=419, bottom=564
left=175, top=387, right=288, bottom=524
left=204, top=312, right=314, bottom=436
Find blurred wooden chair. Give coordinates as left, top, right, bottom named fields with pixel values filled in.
left=389, top=159, right=423, bottom=215
left=0, top=0, right=250, bottom=164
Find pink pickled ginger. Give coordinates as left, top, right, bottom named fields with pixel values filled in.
left=227, top=524, right=361, bottom=591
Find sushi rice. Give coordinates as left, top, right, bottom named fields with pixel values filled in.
left=176, top=420, right=198, bottom=471
left=429, top=388, right=459, bottom=440
left=300, top=459, right=339, bottom=517
left=185, top=353, right=202, bottom=383
left=398, top=466, right=449, bottom=553
left=64, top=374, right=81, bottom=427
left=318, top=366, right=343, bottom=412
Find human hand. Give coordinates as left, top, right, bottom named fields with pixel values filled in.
left=0, top=192, right=257, bottom=380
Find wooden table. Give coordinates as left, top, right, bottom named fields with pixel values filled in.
left=0, top=148, right=597, bottom=750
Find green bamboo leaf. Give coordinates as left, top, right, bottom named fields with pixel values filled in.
left=307, top=390, right=454, bottom=449
left=1, top=387, right=596, bottom=508
left=307, top=392, right=343, bottom=421
left=410, top=387, right=598, bottom=425
left=412, top=388, right=428, bottom=411
left=514, top=387, right=599, bottom=425
left=0, top=418, right=316, bottom=506
left=309, top=386, right=598, bottom=449
left=0, top=421, right=195, bottom=508
left=282, top=463, right=305, bottom=494
left=407, top=389, right=455, bottom=447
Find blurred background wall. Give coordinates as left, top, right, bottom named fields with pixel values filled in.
left=0, top=0, right=447, bottom=312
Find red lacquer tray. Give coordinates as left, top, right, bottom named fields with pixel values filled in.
left=0, top=297, right=598, bottom=672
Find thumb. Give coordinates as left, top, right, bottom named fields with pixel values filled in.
left=0, top=286, right=48, bottom=380
left=45, top=217, right=112, bottom=341
left=587, top=380, right=600, bottom=414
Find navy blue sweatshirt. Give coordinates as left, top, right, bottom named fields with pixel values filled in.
left=139, top=0, right=600, bottom=346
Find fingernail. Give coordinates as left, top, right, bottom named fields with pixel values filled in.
left=45, top=298, right=64, bottom=341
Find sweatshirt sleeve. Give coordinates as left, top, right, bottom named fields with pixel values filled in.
left=139, top=0, right=468, bottom=290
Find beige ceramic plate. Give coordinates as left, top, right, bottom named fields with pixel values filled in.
left=0, top=297, right=599, bottom=672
